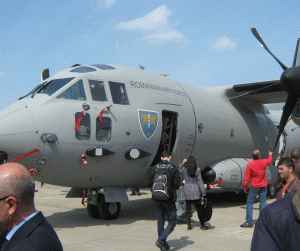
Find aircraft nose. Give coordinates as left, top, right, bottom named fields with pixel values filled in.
left=0, top=105, right=40, bottom=166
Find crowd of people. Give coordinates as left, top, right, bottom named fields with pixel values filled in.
left=149, top=149, right=300, bottom=251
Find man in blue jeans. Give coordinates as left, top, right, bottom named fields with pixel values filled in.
left=240, top=150, right=273, bottom=228
left=149, top=151, right=181, bottom=251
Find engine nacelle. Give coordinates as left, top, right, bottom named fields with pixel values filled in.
left=201, top=167, right=216, bottom=184
left=292, top=103, right=300, bottom=126
left=210, top=158, right=278, bottom=190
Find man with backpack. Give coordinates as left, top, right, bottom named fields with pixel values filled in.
left=149, top=151, right=181, bottom=251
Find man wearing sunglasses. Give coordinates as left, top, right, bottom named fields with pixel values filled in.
left=0, top=163, right=63, bottom=251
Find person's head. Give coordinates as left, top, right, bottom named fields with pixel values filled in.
left=278, top=157, right=295, bottom=182
left=0, top=163, right=36, bottom=231
left=252, top=150, right=261, bottom=160
left=185, top=156, right=197, bottom=178
left=290, top=148, right=300, bottom=163
left=0, top=151, right=8, bottom=165
left=161, top=151, right=172, bottom=162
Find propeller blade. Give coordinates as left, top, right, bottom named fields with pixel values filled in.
left=273, top=95, right=297, bottom=152
left=293, top=38, right=300, bottom=67
left=251, top=28, right=288, bottom=71
left=229, top=81, right=281, bottom=100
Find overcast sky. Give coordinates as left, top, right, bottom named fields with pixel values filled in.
left=1, top=0, right=300, bottom=110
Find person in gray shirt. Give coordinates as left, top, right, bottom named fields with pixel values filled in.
left=179, top=156, right=207, bottom=230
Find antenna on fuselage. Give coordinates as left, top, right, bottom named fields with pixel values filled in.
left=41, top=69, right=50, bottom=81
left=158, top=73, right=169, bottom=77
left=72, top=64, right=81, bottom=67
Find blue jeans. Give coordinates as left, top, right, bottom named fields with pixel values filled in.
left=155, top=200, right=177, bottom=243
left=246, top=186, right=267, bottom=224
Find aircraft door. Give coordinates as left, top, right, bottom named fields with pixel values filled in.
left=151, top=111, right=178, bottom=166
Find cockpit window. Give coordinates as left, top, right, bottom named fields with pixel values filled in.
left=91, top=64, right=115, bottom=70
left=89, top=80, right=107, bottom=102
left=109, top=81, right=129, bottom=105
left=38, top=78, right=74, bottom=96
left=57, top=79, right=86, bottom=100
left=70, top=66, right=97, bottom=73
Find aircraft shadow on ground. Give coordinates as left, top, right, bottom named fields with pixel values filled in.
left=46, top=198, right=157, bottom=230
left=46, top=189, right=248, bottom=230
left=205, top=189, right=247, bottom=208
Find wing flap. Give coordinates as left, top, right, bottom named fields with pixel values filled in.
left=211, top=79, right=287, bottom=104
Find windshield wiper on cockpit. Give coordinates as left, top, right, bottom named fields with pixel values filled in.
left=31, top=80, right=51, bottom=98
left=18, top=80, right=51, bottom=100
left=18, top=83, right=45, bottom=100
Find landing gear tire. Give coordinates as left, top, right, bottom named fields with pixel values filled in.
left=98, top=197, right=121, bottom=220
left=87, top=204, right=102, bottom=219
left=267, top=184, right=276, bottom=199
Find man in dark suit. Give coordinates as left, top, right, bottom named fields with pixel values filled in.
left=0, top=163, right=63, bottom=251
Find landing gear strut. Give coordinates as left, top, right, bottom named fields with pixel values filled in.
left=87, top=192, right=121, bottom=220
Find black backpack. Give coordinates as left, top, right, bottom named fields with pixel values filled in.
left=152, top=163, right=171, bottom=200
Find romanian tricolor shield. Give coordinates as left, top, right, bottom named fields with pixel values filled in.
left=138, top=109, right=159, bottom=140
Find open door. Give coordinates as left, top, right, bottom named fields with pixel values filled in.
left=151, top=110, right=178, bottom=166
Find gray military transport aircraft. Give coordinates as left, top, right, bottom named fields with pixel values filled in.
left=0, top=28, right=299, bottom=220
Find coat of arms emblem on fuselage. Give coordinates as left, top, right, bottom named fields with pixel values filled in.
left=138, top=109, right=159, bottom=140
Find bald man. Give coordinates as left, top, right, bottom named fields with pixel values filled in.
left=240, top=150, right=273, bottom=228
left=0, top=163, right=63, bottom=251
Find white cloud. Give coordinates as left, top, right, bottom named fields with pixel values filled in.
left=94, top=0, right=115, bottom=10
left=115, top=5, right=171, bottom=31
left=103, top=0, right=115, bottom=9
left=211, top=35, right=237, bottom=51
left=144, top=31, right=185, bottom=44
left=114, top=5, right=186, bottom=45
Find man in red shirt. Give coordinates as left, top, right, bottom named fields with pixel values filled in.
left=240, top=150, right=273, bottom=228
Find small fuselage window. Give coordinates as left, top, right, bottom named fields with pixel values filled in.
left=109, top=81, right=129, bottom=105
left=89, top=80, right=107, bottom=102
left=70, top=66, right=97, bottom=73
left=96, top=117, right=111, bottom=141
left=57, top=79, right=86, bottom=100
left=75, top=112, right=91, bottom=140
left=38, top=78, right=75, bottom=96
left=91, top=64, right=115, bottom=70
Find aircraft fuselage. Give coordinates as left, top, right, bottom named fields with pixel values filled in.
left=0, top=64, right=278, bottom=188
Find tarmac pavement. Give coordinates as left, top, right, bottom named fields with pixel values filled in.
left=34, top=182, right=276, bottom=251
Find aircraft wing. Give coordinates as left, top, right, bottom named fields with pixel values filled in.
left=209, top=79, right=287, bottom=104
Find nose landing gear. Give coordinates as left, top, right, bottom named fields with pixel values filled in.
left=86, top=189, right=122, bottom=220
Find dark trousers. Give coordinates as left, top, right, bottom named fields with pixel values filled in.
left=186, top=199, right=204, bottom=225
left=155, top=200, right=177, bottom=243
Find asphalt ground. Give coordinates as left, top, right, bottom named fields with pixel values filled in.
left=34, top=183, right=276, bottom=251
